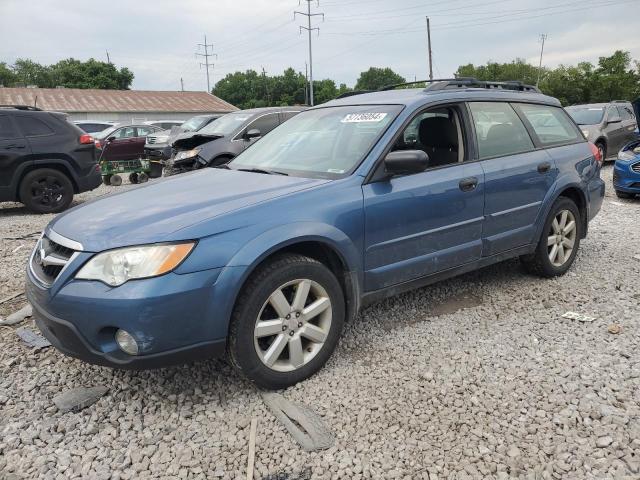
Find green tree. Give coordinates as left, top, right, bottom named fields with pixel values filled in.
left=355, top=67, right=405, bottom=91
left=456, top=58, right=541, bottom=86
left=12, top=59, right=54, bottom=87
left=0, top=62, right=17, bottom=86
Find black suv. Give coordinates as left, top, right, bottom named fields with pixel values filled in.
left=0, top=106, right=102, bottom=213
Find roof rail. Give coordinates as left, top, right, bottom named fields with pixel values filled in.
left=336, top=90, right=373, bottom=99
left=0, top=105, right=43, bottom=111
left=425, top=78, right=541, bottom=93
left=379, top=78, right=468, bottom=91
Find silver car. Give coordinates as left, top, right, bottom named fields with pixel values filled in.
left=566, top=101, right=637, bottom=160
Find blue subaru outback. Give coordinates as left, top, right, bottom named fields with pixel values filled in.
left=26, top=79, right=605, bottom=389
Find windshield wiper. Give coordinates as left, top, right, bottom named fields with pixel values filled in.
left=236, top=168, right=288, bottom=176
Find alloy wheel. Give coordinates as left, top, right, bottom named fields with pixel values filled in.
left=547, top=209, right=577, bottom=267
left=254, top=279, right=332, bottom=372
left=30, top=176, right=65, bottom=208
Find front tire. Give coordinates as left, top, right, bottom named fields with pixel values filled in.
left=228, top=254, right=345, bottom=390
left=615, top=190, right=634, bottom=199
left=19, top=168, right=74, bottom=214
left=521, top=197, right=582, bottom=278
left=596, top=141, right=607, bottom=162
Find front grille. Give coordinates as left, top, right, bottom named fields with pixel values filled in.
left=147, top=136, right=157, bottom=144
left=30, top=235, right=77, bottom=286
left=632, top=162, right=640, bottom=173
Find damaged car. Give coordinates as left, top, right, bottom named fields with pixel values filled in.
left=165, top=106, right=305, bottom=176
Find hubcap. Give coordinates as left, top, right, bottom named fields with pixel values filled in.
left=547, top=209, right=577, bottom=267
left=254, top=279, right=332, bottom=372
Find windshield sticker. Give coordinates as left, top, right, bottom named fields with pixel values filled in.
left=327, top=168, right=345, bottom=174
left=341, top=113, right=388, bottom=123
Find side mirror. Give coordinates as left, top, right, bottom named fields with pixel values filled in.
left=107, top=136, right=116, bottom=143
left=384, top=150, right=429, bottom=176
left=245, top=129, right=261, bottom=140
left=608, top=115, right=622, bottom=124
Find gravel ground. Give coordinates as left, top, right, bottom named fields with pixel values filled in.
left=1, top=165, right=639, bottom=480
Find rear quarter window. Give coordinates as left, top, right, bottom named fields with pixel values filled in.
left=515, top=103, right=582, bottom=146
left=14, top=115, right=55, bottom=137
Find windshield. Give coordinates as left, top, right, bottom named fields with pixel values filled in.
left=181, top=115, right=210, bottom=132
left=565, top=106, right=605, bottom=125
left=198, top=112, right=253, bottom=136
left=230, top=105, right=402, bottom=179
left=94, top=126, right=118, bottom=140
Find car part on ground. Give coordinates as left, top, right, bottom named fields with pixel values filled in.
left=24, top=81, right=604, bottom=389
left=0, top=107, right=102, bottom=213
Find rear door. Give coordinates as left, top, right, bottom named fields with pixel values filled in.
left=0, top=114, right=31, bottom=201
left=469, top=101, right=556, bottom=256
left=363, top=103, right=485, bottom=291
left=617, top=105, right=638, bottom=144
left=604, top=106, right=626, bottom=153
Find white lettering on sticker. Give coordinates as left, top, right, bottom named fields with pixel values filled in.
left=341, top=113, right=388, bottom=123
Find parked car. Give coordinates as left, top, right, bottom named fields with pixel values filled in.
left=94, top=124, right=163, bottom=161
left=613, top=138, right=640, bottom=198
left=73, top=120, right=116, bottom=134
left=565, top=101, right=637, bottom=160
left=144, top=120, right=184, bottom=130
left=165, top=107, right=305, bottom=176
left=144, top=114, right=223, bottom=161
left=0, top=105, right=101, bottom=213
left=26, top=79, right=604, bottom=389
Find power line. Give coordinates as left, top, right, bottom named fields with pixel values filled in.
left=295, top=0, right=324, bottom=106
left=195, top=34, right=217, bottom=92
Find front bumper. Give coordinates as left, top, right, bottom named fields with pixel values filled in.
left=26, top=259, right=230, bottom=369
left=144, top=145, right=172, bottom=160
left=613, top=160, right=640, bottom=193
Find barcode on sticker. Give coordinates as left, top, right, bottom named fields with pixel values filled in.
left=341, top=113, right=388, bottom=123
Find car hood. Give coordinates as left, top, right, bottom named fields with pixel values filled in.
left=172, top=133, right=224, bottom=150
left=49, top=169, right=329, bottom=252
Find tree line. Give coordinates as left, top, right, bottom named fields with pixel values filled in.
left=0, top=58, right=134, bottom=90
left=1, top=51, right=637, bottom=108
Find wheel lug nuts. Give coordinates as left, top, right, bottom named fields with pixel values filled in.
left=298, top=322, right=303, bottom=328
left=295, top=312, right=300, bottom=318
left=286, top=314, right=290, bottom=319
left=282, top=325, right=287, bottom=331
left=289, top=331, right=294, bottom=336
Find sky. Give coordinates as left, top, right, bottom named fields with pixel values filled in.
left=1, top=0, right=639, bottom=92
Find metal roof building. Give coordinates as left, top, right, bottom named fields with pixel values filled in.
left=0, top=87, right=238, bottom=122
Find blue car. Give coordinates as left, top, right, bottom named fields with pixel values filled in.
left=613, top=138, right=640, bottom=198
left=26, top=79, right=605, bottom=389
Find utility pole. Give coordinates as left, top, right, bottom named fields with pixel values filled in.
left=261, top=67, right=271, bottom=106
left=537, top=33, right=548, bottom=87
left=180, top=77, right=184, bottom=92
left=426, top=17, right=433, bottom=81
left=304, top=62, right=309, bottom=105
left=196, top=35, right=217, bottom=93
left=106, top=50, right=111, bottom=64
left=295, top=1, right=324, bottom=106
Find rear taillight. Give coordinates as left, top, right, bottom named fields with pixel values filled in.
left=79, top=134, right=94, bottom=145
left=589, top=142, right=603, bottom=166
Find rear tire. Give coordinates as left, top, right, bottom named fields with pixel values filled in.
left=520, top=197, right=581, bottom=278
left=228, top=253, right=345, bottom=390
left=102, top=175, right=112, bottom=186
left=19, top=168, right=74, bottom=214
left=110, top=174, right=122, bottom=186
left=596, top=141, right=607, bottom=162
left=615, top=190, right=634, bottom=199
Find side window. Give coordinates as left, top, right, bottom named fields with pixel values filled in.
left=618, top=106, right=633, bottom=120
left=114, top=127, right=136, bottom=139
left=606, top=106, right=619, bottom=121
left=469, top=102, right=534, bottom=159
left=0, top=115, right=20, bottom=139
left=136, top=126, right=154, bottom=137
left=14, top=116, right=54, bottom=137
left=391, top=106, right=465, bottom=168
left=515, top=103, right=581, bottom=146
left=246, top=114, right=280, bottom=137
left=280, top=111, right=301, bottom=123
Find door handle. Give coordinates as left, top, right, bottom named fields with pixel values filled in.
left=5, top=144, right=25, bottom=149
left=459, top=177, right=478, bottom=192
left=537, top=162, right=551, bottom=174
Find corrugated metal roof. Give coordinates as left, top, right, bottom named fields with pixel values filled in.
left=0, top=88, right=238, bottom=113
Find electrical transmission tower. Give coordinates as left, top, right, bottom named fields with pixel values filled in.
left=295, top=1, right=324, bottom=106
left=196, top=35, right=217, bottom=93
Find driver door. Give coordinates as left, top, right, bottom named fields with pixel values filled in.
left=362, top=104, right=485, bottom=292
left=240, top=113, right=281, bottom=151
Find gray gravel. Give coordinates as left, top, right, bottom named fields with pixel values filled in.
left=1, top=165, right=639, bottom=479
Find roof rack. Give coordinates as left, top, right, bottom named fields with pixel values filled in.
left=380, top=77, right=541, bottom=93
left=336, top=90, right=374, bottom=99
left=0, top=105, right=42, bottom=111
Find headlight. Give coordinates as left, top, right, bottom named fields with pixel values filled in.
left=581, top=129, right=590, bottom=139
left=174, top=148, right=201, bottom=161
left=76, top=242, right=195, bottom=286
left=618, top=149, right=636, bottom=161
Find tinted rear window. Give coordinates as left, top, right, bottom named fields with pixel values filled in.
left=15, top=115, right=54, bottom=136
left=515, top=103, right=582, bottom=146
left=0, top=115, right=20, bottom=139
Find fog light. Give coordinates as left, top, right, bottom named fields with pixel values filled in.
left=115, top=329, right=139, bottom=355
